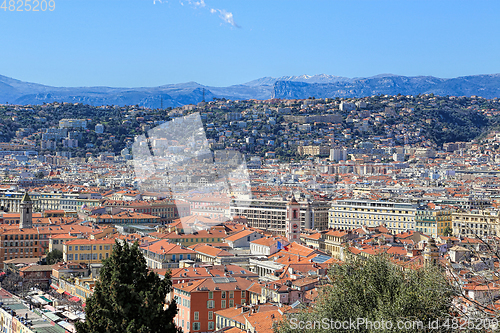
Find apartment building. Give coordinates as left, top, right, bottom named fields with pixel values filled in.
left=63, top=238, right=116, bottom=264
left=88, top=210, right=160, bottom=224
left=297, top=145, right=330, bottom=156
left=0, top=228, right=43, bottom=269
left=415, top=208, right=453, bottom=238
left=102, top=199, right=189, bottom=224
left=189, top=194, right=230, bottom=221
left=452, top=210, right=500, bottom=238
left=139, top=239, right=196, bottom=269
left=172, top=277, right=253, bottom=333
left=328, top=199, right=416, bottom=233
left=0, top=189, right=24, bottom=213
left=48, top=234, right=78, bottom=252
left=155, top=229, right=227, bottom=246
left=1, top=188, right=101, bottom=213
left=59, top=118, right=87, bottom=129
left=323, top=229, right=357, bottom=259
left=189, top=244, right=234, bottom=264
left=433, top=198, right=491, bottom=211
left=230, top=198, right=330, bottom=234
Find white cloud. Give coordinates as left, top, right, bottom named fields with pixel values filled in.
left=188, top=0, right=240, bottom=28
left=211, top=8, right=240, bottom=28
left=189, top=0, right=206, bottom=8
left=155, top=0, right=240, bottom=28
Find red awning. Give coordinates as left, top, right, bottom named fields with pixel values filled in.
left=82, top=303, right=86, bottom=308
left=63, top=292, right=71, bottom=296
left=69, top=296, right=81, bottom=302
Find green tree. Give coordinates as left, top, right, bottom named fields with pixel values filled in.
left=45, top=249, right=63, bottom=265
left=443, top=226, right=453, bottom=237
left=275, top=254, right=456, bottom=333
left=76, top=241, right=179, bottom=333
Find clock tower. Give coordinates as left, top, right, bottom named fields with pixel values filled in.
left=286, top=196, right=301, bottom=242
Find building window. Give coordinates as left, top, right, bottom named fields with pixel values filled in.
left=221, top=291, right=226, bottom=299
left=208, top=311, right=213, bottom=320
left=207, top=300, right=214, bottom=309
left=221, top=300, right=226, bottom=308
left=208, top=322, right=214, bottom=330
left=193, top=322, right=200, bottom=331
left=241, top=291, right=246, bottom=298
left=208, top=291, right=213, bottom=299
left=194, top=312, right=199, bottom=320
left=229, top=300, right=234, bottom=307
left=229, top=291, right=234, bottom=298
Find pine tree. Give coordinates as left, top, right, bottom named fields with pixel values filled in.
left=76, top=240, right=179, bottom=333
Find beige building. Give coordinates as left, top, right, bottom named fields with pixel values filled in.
left=329, top=199, right=416, bottom=233
left=230, top=198, right=330, bottom=234
left=323, top=230, right=356, bottom=259
left=297, top=145, right=330, bottom=156
left=415, top=208, right=453, bottom=238
left=1, top=189, right=100, bottom=214
left=452, top=210, right=500, bottom=238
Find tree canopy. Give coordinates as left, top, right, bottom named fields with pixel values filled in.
left=275, top=254, right=456, bottom=333
left=75, top=240, right=179, bottom=333
left=45, top=249, right=63, bottom=265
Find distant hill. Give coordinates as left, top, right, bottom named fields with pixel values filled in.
left=1, top=73, right=500, bottom=108
left=272, top=74, right=500, bottom=99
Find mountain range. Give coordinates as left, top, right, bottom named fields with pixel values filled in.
left=1, top=73, right=500, bottom=108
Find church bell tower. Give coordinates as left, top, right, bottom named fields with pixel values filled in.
left=20, top=192, right=33, bottom=229
left=286, top=196, right=301, bottom=242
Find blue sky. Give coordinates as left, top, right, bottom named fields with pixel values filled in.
left=1, top=0, right=500, bottom=87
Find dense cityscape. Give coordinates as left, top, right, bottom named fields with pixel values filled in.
left=4, top=0, right=500, bottom=330
left=1, top=92, right=500, bottom=331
